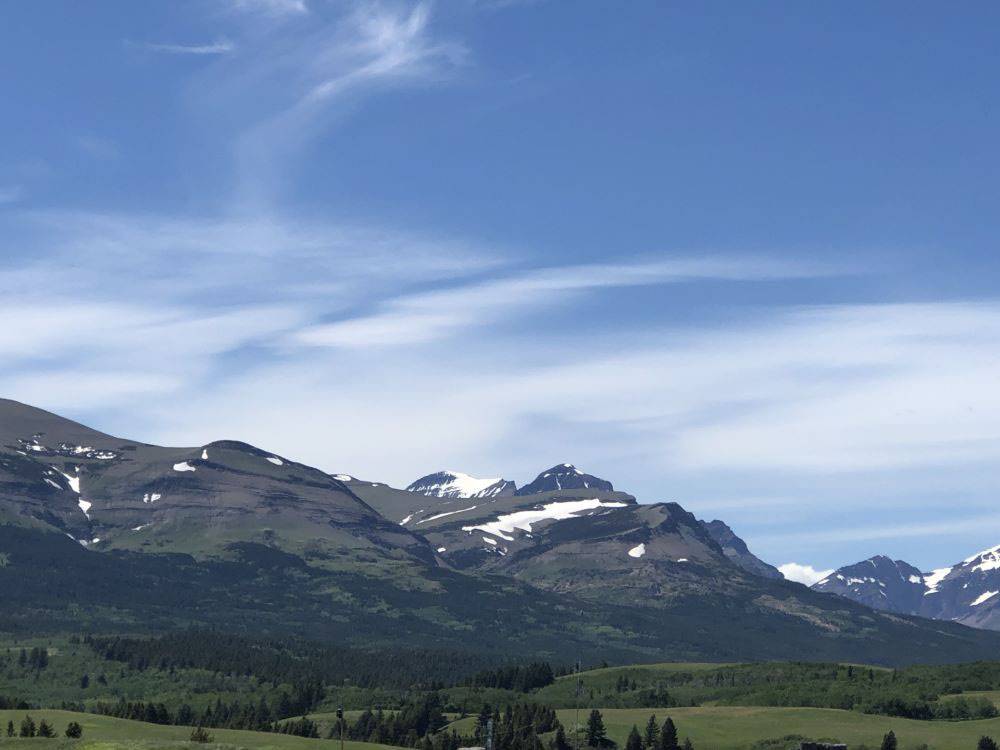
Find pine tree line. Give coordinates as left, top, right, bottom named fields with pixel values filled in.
left=470, top=663, right=556, bottom=693
left=590, top=711, right=694, bottom=750
left=6, top=716, right=82, bottom=739
left=84, top=632, right=513, bottom=691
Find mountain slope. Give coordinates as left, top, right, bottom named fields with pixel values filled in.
left=814, top=546, right=1000, bottom=630
left=0, top=399, right=437, bottom=571
left=700, top=519, right=783, bottom=580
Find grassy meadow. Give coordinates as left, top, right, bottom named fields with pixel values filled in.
left=0, top=710, right=395, bottom=750
left=555, top=706, right=1000, bottom=749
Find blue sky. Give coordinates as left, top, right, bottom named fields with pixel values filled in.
left=3, top=1, right=1000, bottom=581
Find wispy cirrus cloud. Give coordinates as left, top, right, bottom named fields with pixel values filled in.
left=295, top=257, right=834, bottom=348
left=767, top=514, right=1000, bottom=547
left=0, top=206, right=498, bottom=409
left=229, top=0, right=308, bottom=15
left=225, top=1, right=466, bottom=206
left=134, top=38, right=236, bottom=55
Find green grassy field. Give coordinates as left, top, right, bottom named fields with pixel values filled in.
left=0, top=710, right=394, bottom=750
left=555, top=706, right=1000, bottom=750
left=6, top=703, right=1000, bottom=750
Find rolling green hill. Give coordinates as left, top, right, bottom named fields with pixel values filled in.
left=446, top=706, right=1000, bottom=749
left=0, top=710, right=393, bottom=750
left=560, top=706, right=1000, bottom=750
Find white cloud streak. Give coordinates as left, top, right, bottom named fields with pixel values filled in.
left=229, top=0, right=308, bottom=15
left=764, top=514, right=1000, bottom=547
left=223, top=1, right=466, bottom=206
left=112, top=296, right=1000, bottom=490
left=295, top=257, right=832, bottom=347
left=138, top=38, right=236, bottom=55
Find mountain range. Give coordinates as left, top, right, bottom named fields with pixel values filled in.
left=3, top=397, right=1000, bottom=665
left=813, top=547, right=1000, bottom=629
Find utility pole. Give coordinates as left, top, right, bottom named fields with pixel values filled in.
left=336, top=707, right=344, bottom=750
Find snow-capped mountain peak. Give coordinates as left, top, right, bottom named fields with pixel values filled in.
left=405, top=470, right=516, bottom=499
left=962, top=544, right=1000, bottom=571
left=814, top=545, right=1000, bottom=630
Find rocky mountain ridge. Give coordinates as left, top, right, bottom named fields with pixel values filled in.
left=814, top=546, right=1000, bottom=629
left=4, top=397, right=1000, bottom=664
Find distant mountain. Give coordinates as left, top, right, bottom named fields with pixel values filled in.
left=700, top=519, right=783, bottom=580
left=383, top=488, right=780, bottom=603
left=515, top=464, right=613, bottom=495
left=0, top=399, right=437, bottom=567
left=406, top=470, right=516, bottom=499
left=7, top=397, right=1000, bottom=665
left=813, top=546, right=1000, bottom=630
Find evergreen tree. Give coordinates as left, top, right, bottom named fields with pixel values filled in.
left=80, top=674, right=90, bottom=689
left=643, top=715, right=658, bottom=748
left=551, top=725, right=571, bottom=750
left=681, top=740, right=693, bottom=750
left=625, top=726, right=643, bottom=750
left=979, top=738, right=999, bottom=750
left=880, top=730, right=897, bottom=750
left=65, top=721, right=83, bottom=739
left=659, top=718, right=678, bottom=750
left=6, top=720, right=13, bottom=737
left=585, top=710, right=607, bottom=748
left=190, top=726, right=214, bottom=743
left=20, top=715, right=36, bottom=738
left=37, top=719, right=55, bottom=738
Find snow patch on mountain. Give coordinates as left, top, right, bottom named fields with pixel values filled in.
left=462, top=498, right=628, bottom=541
left=417, top=506, right=478, bottom=524
left=924, top=567, right=951, bottom=594
left=56, top=468, right=80, bottom=494
left=628, top=543, right=646, bottom=558
left=406, top=471, right=514, bottom=499
left=966, top=545, right=1000, bottom=573
left=971, top=590, right=999, bottom=607
left=173, top=461, right=196, bottom=472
